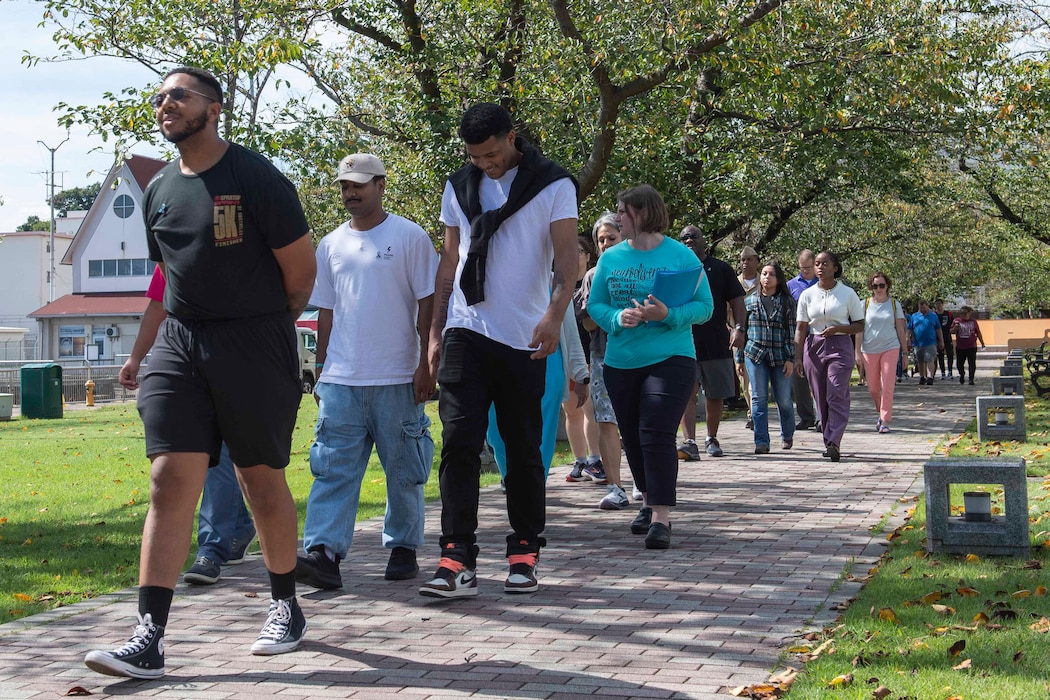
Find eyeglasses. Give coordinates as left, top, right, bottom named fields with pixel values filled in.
left=149, top=87, right=218, bottom=109
left=871, top=283, right=887, bottom=289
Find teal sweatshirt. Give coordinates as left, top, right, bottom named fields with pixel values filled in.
left=587, top=237, right=714, bottom=369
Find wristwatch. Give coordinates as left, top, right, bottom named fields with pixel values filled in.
left=582, top=377, right=591, bottom=385
left=734, top=324, right=744, bottom=332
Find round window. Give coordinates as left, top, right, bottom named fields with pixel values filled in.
left=113, top=194, right=135, bottom=219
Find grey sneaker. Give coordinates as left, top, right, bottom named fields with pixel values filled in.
left=705, top=436, right=724, bottom=457
left=598, top=484, right=629, bottom=510
left=583, top=460, right=608, bottom=484
left=183, top=555, right=221, bottom=585
left=565, top=459, right=587, bottom=482
left=251, top=597, right=307, bottom=655
left=84, top=613, right=165, bottom=679
left=677, top=440, right=700, bottom=461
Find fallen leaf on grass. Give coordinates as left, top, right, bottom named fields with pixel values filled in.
left=877, top=607, right=899, bottom=623
left=920, top=591, right=943, bottom=605
left=993, top=609, right=1018, bottom=621
left=827, top=673, right=854, bottom=687
left=952, top=658, right=973, bottom=670
left=956, top=586, right=980, bottom=597
left=948, top=639, right=966, bottom=657
left=1030, top=617, right=1050, bottom=633
left=729, top=683, right=778, bottom=697
left=13, top=594, right=32, bottom=602
left=1014, top=650, right=1024, bottom=663
left=1036, top=586, right=1047, bottom=596
left=1012, top=589, right=1032, bottom=598
left=973, top=612, right=990, bottom=624
left=931, top=604, right=956, bottom=615
left=872, top=686, right=892, bottom=699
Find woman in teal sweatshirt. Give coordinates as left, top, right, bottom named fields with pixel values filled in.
left=587, top=185, right=713, bottom=549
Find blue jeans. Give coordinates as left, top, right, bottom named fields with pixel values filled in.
left=196, top=443, right=255, bottom=563
left=304, top=382, right=434, bottom=557
left=487, top=344, right=565, bottom=480
left=745, top=358, right=795, bottom=448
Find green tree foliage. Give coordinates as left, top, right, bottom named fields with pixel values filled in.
left=49, top=182, right=102, bottom=216
left=26, top=0, right=1050, bottom=314
left=16, top=215, right=52, bottom=232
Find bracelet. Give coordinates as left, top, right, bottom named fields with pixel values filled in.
left=315, top=362, right=325, bottom=368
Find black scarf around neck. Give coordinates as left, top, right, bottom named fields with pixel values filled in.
left=450, top=136, right=578, bottom=305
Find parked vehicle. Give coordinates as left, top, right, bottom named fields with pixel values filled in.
left=296, top=326, right=318, bottom=393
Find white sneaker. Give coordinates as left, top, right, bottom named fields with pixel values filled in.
left=598, top=484, right=630, bottom=510
left=631, top=486, right=643, bottom=501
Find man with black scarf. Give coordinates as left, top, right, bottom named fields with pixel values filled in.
left=421, top=103, right=578, bottom=598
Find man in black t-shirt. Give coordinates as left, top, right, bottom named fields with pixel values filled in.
left=934, top=299, right=955, bottom=380
left=677, top=226, right=746, bottom=459
left=85, top=67, right=316, bottom=680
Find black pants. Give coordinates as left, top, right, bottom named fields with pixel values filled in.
left=957, top=346, right=977, bottom=381
left=604, top=356, right=695, bottom=507
left=937, top=340, right=955, bottom=374
left=436, top=328, right=546, bottom=561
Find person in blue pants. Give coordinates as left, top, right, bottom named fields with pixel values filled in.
left=487, top=304, right=588, bottom=481
left=183, top=444, right=257, bottom=584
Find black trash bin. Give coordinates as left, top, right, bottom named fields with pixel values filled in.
left=20, top=363, right=63, bottom=419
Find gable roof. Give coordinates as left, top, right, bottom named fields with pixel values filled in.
left=29, top=292, right=150, bottom=319
left=60, top=154, right=169, bottom=265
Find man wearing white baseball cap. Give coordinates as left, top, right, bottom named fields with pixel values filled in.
left=297, top=152, right=439, bottom=590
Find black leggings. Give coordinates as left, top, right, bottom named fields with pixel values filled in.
left=937, top=340, right=955, bottom=374
left=956, top=347, right=977, bottom=381
left=603, top=356, right=695, bottom=507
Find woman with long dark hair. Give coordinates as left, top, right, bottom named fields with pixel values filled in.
left=794, top=250, right=864, bottom=462
left=741, top=262, right=796, bottom=454
left=587, top=185, right=713, bottom=548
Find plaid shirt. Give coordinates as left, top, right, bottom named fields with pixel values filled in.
left=743, top=292, right=796, bottom=366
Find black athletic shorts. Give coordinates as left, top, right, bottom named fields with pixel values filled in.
left=137, top=311, right=302, bottom=469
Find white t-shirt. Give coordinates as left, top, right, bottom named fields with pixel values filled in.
left=310, top=214, right=438, bottom=386
left=861, top=298, right=904, bottom=354
left=440, top=170, right=578, bottom=350
left=797, top=281, right=864, bottom=335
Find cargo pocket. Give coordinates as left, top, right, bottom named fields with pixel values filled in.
left=398, top=409, right=434, bottom=487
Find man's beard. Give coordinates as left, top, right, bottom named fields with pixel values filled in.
left=162, top=112, right=208, bottom=144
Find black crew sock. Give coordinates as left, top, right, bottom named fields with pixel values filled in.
left=268, top=568, right=296, bottom=601
left=138, top=586, right=174, bottom=629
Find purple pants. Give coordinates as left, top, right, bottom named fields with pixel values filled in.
left=803, top=334, right=853, bottom=448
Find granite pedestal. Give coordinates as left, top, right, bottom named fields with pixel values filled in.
left=924, top=458, right=1030, bottom=556
left=976, top=395, right=1026, bottom=442
left=991, top=376, right=1025, bottom=396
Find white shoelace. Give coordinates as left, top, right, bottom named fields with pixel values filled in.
left=257, top=599, right=292, bottom=641
left=113, top=613, right=156, bottom=655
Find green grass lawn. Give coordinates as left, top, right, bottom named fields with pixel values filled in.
left=774, top=377, right=1050, bottom=700
left=0, top=398, right=520, bottom=624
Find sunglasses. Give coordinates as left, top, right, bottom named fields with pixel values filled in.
left=871, top=282, right=887, bottom=289
left=149, top=87, right=218, bottom=109
left=680, top=235, right=699, bottom=242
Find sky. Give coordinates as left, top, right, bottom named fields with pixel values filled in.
left=0, top=1, right=163, bottom=232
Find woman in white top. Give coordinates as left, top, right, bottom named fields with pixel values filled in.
left=794, top=250, right=865, bottom=462
left=855, top=271, right=909, bottom=433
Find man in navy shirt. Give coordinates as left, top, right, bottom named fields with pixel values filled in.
left=787, top=250, right=818, bottom=430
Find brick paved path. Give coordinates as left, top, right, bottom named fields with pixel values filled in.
left=0, top=373, right=987, bottom=699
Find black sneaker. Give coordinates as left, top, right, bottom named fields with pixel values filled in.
left=795, top=419, right=815, bottom=431
left=645, top=522, right=672, bottom=549
left=505, top=551, right=539, bottom=594
left=295, top=547, right=342, bottom=589
left=385, top=547, right=419, bottom=581
left=251, top=597, right=307, bottom=655
left=84, top=613, right=165, bottom=679
left=419, top=545, right=478, bottom=598
left=583, top=460, right=608, bottom=484
left=630, top=506, right=653, bottom=535
left=226, top=528, right=257, bottom=565
left=183, top=555, right=221, bottom=585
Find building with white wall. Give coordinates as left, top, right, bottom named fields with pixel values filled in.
left=30, top=154, right=167, bottom=363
